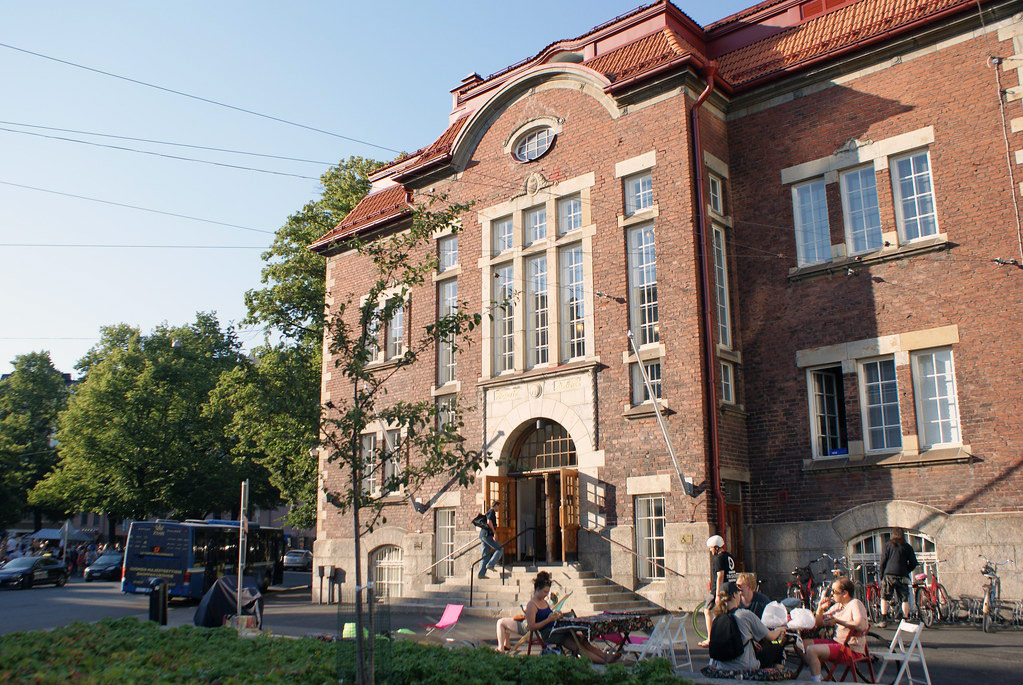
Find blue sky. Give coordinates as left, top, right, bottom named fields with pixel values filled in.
left=0, top=0, right=751, bottom=376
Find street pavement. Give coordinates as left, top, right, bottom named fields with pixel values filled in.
left=2, top=575, right=1021, bottom=683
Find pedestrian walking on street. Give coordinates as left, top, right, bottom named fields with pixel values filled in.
left=478, top=500, right=503, bottom=579
left=878, top=528, right=917, bottom=627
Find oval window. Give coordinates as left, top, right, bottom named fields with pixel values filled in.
left=513, top=127, right=555, bottom=162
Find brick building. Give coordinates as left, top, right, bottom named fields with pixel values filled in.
left=311, top=0, right=1023, bottom=607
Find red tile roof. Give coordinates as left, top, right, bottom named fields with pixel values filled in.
left=371, top=115, right=469, bottom=180
left=718, top=0, right=972, bottom=85
left=584, top=28, right=703, bottom=84
left=309, top=184, right=410, bottom=251
left=705, top=0, right=792, bottom=31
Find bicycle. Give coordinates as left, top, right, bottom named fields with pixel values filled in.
left=787, top=555, right=827, bottom=610
left=912, top=560, right=952, bottom=627
left=857, top=562, right=884, bottom=623
left=979, top=554, right=1013, bottom=632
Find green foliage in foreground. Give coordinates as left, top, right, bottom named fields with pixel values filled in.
left=0, top=617, right=694, bottom=684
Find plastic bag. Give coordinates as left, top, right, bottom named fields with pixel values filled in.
left=761, top=601, right=789, bottom=629
left=787, top=607, right=816, bottom=630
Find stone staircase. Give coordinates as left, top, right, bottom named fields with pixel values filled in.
left=394, top=563, right=665, bottom=617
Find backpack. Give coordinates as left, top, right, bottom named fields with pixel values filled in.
left=708, top=610, right=747, bottom=662
left=471, top=512, right=488, bottom=529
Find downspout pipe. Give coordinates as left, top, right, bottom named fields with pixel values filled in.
left=689, top=61, right=727, bottom=540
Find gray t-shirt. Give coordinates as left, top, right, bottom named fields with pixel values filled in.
left=708, top=608, right=770, bottom=671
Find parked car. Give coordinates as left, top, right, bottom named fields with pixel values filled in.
left=84, top=552, right=124, bottom=582
left=0, top=556, right=69, bottom=589
left=283, top=549, right=313, bottom=571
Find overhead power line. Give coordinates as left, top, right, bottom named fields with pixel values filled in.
left=0, top=126, right=320, bottom=180
left=0, top=120, right=336, bottom=165
left=0, top=41, right=401, bottom=154
left=1, top=243, right=268, bottom=249
left=0, top=180, right=273, bottom=234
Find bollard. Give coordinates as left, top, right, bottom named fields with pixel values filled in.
left=333, top=567, right=346, bottom=604
left=148, top=578, right=168, bottom=625
left=325, top=565, right=336, bottom=604
left=317, top=565, right=325, bottom=604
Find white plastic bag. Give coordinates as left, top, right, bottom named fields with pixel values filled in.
left=761, top=601, right=788, bottom=629
left=787, top=607, right=816, bottom=630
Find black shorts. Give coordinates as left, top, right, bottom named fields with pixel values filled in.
left=882, top=574, right=909, bottom=602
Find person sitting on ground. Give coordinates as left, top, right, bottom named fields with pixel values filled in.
left=736, top=572, right=770, bottom=618
left=802, top=576, right=869, bottom=682
left=506, top=571, right=618, bottom=663
left=706, top=582, right=786, bottom=673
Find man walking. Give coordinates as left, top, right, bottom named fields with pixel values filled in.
left=878, top=528, right=917, bottom=627
left=478, top=500, right=503, bottom=579
left=699, top=534, right=736, bottom=647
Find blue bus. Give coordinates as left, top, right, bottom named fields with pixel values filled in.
left=122, top=519, right=284, bottom=599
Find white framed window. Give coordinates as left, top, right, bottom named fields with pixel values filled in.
left=559, top=244, right=585, bottom=360
left=860, top=357, right=902, bottom=452
left=435, top=508, right=456, bottom=580
left=493, top=216, right=513, bottom=255
left=493, top=263, right=515, bottom=373
left=438, top=234, right=458, bottom=271
left=382, top=429, right=401, bottom=494
left=627, top=224, right=658, bottom=346
left=720, top=360, right=734, bottom=404
left=525, top=205, right=547, bottom=245
left=624, top=171, right=653, bottom=216
left=365, top=308, right=381, bottom=361
left=635, top=495, right=666, bottom=580
left=792, top=179, right=831, bottom=266
left=386, top=306, right=405, bottom=359
left=712, top=226, right=732, bottom=349
left=370, top=545, right=403, bottom=598
left=808, top=365, right=848, bottom=458
left=840, top=166, right=883, bottom=254
left=891, top=150, right=938, bottom=242
left=850, top=529, right=935, bottom=585
left=708, top=173, right=724, bottom=215
left=360, top=433, right=378, bottom=496
left=525, top=255, right=548, bottom=367
left=513, top=127, right=554, bottom=162
left=435, top=395, right=456, bottom=431
left=912, top=348, right=961, bottom=448
left=557, top=195, right=582, bottom=234
left=437, top=279, right=457, bottom=385
left=632, top=360, right=662, bottom=405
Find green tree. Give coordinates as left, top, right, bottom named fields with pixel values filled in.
left=321, top=197, right=492, bottom=684
left=0, top=351, right=69, bottom=527
left=211, top=157, right=381, bottom=527
left=30, top=314, right=275, bottom=522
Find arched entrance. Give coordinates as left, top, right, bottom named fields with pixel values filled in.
left=485, top=420, right=579, bottom=563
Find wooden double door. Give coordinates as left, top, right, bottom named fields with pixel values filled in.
left=485, top=468, right=579, bottom=563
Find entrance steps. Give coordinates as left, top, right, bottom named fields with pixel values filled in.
left=396, top=563, right=664, bottom=618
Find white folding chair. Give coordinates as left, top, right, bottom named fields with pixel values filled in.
left=876, top=620, right=931, bottom=685
left=622, top=615, right=672, bottom=662
left=666, top=612, right=693, bottom=671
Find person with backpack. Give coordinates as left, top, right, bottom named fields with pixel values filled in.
left=878, top=528, right=917, bottom=627
left=706, top=582, right=785, bottom=672
left=475, top=500, right=503, bottom=579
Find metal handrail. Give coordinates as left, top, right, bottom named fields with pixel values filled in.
left=419, top=538, right=481, bottom=577
left=469, top=527, right=537, bottom=607
left=580, top=526, right=685, bottom=578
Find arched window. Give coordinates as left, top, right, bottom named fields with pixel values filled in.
left=370, top=545, right=403, bottom=598
left=848, top=528, right=937, bottom=585
left=512, top=421, right=576, bottom=472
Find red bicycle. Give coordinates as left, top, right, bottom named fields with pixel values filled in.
left=787, top=554, right=827, bottom=609
left=912, top=560, right=952, bottom=627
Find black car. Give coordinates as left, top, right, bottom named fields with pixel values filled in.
left=0, top=556, right=69, bottom=589
left=84, top=552, right=123, bottom=582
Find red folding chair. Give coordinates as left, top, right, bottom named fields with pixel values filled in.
left=824, top=631, right=876, bottom=683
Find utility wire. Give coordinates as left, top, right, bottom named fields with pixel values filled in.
left=0, top=243, right=268, bottom=249
left=0, top=126, right=320, bottom=180
left=0, top=41, right=401, bottom=154
left=0, top=120, right=336, bottom=165
left=0, top=180, right=273, bottom=234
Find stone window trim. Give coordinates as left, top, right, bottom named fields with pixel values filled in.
left=614, top=150, right=657, bottom=179
left=623, top=397, right=672, bottom=420
left=502, top=116, right=564, bottom=157
left=788, top=232, right=950, bottom=281
left=359, top=425, right=407, bottom=500
left=431, top=381, right=460, bottom=397
left=795, top=325, right=959, bottom=368
left=780, top=126, right=935, bottom=185
left=621, top=342, right=665, bottom=366
left=802, top=444, right=974, bottom=473
left=359, top=288, right=409, bottom=368
left=476, top=358, right=601, bottom=389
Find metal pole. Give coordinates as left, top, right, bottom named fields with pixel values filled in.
left=628, top=330, right=694, bottom=496
left=237, top=479, right=249, bottom=626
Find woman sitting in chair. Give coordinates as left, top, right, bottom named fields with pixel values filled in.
left=496, top=571, right=618, bottom=663
left=802, top=576, right=869, bottom=682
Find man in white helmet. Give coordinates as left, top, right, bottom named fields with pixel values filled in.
left=699, top=534, right=736, bottom=647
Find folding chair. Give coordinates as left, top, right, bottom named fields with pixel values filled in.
left=418, top=603, right=464, bottom=640
left=509, top=629, right=547, bottom=655
left=822, top=630, right=876, bottom=683
left=876, top=620, right=931, bottom=685
left=667, top=612, right=694, bottom=671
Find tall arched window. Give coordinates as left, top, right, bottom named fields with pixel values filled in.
left=511, top=420, right=576, bottom=473
left=370, top=545, right=403, bottom=598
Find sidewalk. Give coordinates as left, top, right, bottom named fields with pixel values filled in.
left=159, top=586, right=1022, bottom=684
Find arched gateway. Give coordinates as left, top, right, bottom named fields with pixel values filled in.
left=485, top=419, right=580, bottom=563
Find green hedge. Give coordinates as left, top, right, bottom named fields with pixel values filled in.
left=0, top=617, right=694, bottom=684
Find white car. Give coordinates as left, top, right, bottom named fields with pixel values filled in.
left=283, top=549, right=313, bottom=571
